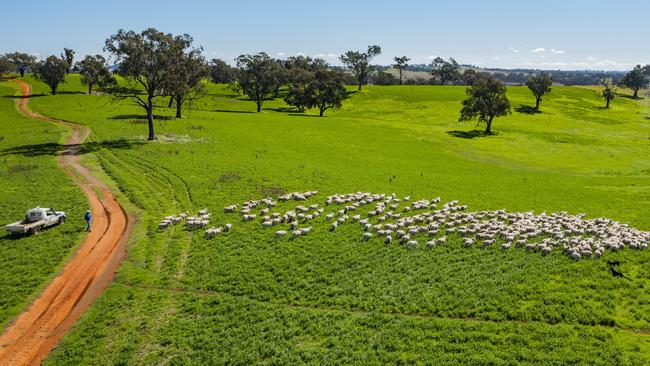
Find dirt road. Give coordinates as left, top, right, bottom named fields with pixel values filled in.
left=0, top=80, right=133, bottom=366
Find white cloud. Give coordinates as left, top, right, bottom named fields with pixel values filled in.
left=276, top=52, right=286, bottom=56
left=426, top=55, right=437, bottom=60
left=508, top=46, right=521, bottom=53
left=531, top=48, right=546, bottom=53
left=550, top=49, right=566, bottom=54
left=316, top=53, right=338, bottom=58
left=294, top=52, right=305, bottom=57
left=492, top=56, right=500, bottom=60
left=587, top=56, right=596, bottom=61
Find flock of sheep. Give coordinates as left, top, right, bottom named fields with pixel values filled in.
left=160, top=191, right=649, bottom=261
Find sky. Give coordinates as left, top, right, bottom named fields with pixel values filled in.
left=1, top=0, right=649, bottom=71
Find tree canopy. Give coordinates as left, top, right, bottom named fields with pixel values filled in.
left=104, top=28, right=194, bottom=140
left=459, top=76, right=511, bottom=134
left=77, top=55, right=115, bottom=94
left=392, top=56, right=410, bottom=85
left=620, top=65, right=648, bottom=98
left=431, top=57, right=460, bottom=85
left=61, top=48, right=75, bottom=75
left=33, top=55, right=67, bottom=94
left=164, top=47, right=209, bottom=118
left=525, top=72, right=553, bottom=110
left=339, top=45, right=381, bottom=90
left=601, top=78, right=617, bottom=108
left=235, top=52, right=279, bottom=112
left=4, top=52, right=37, bottom=77
left=210, top=58, right=236, bottom=84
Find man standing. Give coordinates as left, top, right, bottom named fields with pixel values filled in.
left=84, top=210, right=92, bottom=232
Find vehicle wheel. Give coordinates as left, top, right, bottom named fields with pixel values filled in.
left=31, top=227, right=40, bottom=235
left=59, top=217, right=66, bottom=225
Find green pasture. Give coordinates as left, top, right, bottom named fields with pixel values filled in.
left=2, top=74, right=649, bottom=364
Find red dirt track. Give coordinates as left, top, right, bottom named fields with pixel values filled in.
left=0, top=80, right=133, bottom=366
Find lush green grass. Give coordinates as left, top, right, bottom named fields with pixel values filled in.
left=8, top=75, right=650, bottom=364
left=0, top=79, right=87, bottom=328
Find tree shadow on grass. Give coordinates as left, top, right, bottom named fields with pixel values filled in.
left=213, top=109, right=254, bottom=114
left=2, top=93, right=48, bottom=99
left=515, top=105, right=542, bottom=114
left=446, top=129, right=496, bottom=139
left=110, top=114, right=175, bottom=120
left=266, top=106, right=297, bottom=113
left=618, top=94, right=642, bottom=100
left=1, top=139, right=143, bottom=158
left=288, top=113, right=323, bottom=118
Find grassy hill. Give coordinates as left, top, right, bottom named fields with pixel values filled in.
left=2, top=75, right=649, bottom=364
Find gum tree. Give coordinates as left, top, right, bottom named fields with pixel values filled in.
left=104, top=28, right=192, bottom=140
left=620, top=65, right=648, bottom=98
left=431, top=57, right=460, bottom=85
left=392, top=56, right=410, bottom=85
left=235, top=52, right=278, bottom=112
left=33, top=55, right=67, bottom=94
left=459, top=76, right=511, bottom=134
left=339, top=45, right=381, bottom=90
left=4, top=52, right=37, bottom=77
left=525, top=72, right=553, bottom=110
left=77, top=55, right=115, bottom=94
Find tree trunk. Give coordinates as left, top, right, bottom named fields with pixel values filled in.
left=319, top=107, right=325, bottom=117
left=19, top=68, right=25, bottom=77
left=167, top=95, right=174, bottom=108
left=147, top=95, right=155, bottom=140
left=51, top=85, right=57, bottom=95
left=399, top=70, right=403, bottom=85
left=358, top=79, right=362, bottom=91
left=633, top=89, right=639, bottom=99
left=535, top=96, right=541, bottom=109
left=256, top=99, right=262, bottom=112
left=88, top=84, right=93, bottom=95
left=175, top=96, right=182, bottom=118
left=485, top=116, right=493, bottom=134
left=606, top=98, right=610, bottom=109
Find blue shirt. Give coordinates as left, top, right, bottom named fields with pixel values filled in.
left=84, top=212, right=92, bottom=222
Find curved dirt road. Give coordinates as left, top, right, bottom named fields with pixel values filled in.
left=0, top=80, right=132, bottom=366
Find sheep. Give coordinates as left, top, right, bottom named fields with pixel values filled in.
left=275, top=230, right=287, bottom=237
left=426, top=240, right=436, bottom=249
left=405, top=240, right=417, bottom=249
left=224, top=223, right=232, bottom=232
left=198, top=208, right=209, bottom=216
left=330, top=222, right=338, bottom=232
left=363, top=232, right=372, bottom=241
left=384, top=235, right=393, bottom=244
left=292, top=230, right=302, bottom=239
left=158, top=221, right=171, bottom=230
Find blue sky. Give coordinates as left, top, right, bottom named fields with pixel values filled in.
left=2, top=0, right=648, bottom=70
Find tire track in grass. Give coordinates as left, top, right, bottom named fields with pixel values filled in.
left=0, top=79, right=133, bottom=366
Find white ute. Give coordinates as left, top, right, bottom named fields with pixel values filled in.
left=5, top=207, right=67, bottom=235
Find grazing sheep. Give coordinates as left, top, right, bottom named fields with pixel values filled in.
left=384, top=235, right=393, bottom=244
left=426, top=240, right=436, bottom=249
left=292, top=230, right=302, bottom=239
left=275, top=230, right=287, bottom=237
left=225, top=223, right=232, bottom=232
left=405, top=240, right=417, bottom=249
left=158, top=221, right=171, bottom=230
left=363, top=232, right=372, bottom=241
left=330, top=222, right=338, bottom=232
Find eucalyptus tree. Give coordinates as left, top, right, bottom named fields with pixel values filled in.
left=620, top=65, right=648, bottom=98
left=164, top=47, right=209, bottom=118
left=392, top=56, right=410, bottom=85
left=459, top=76, right=511, bottom=134
left=4, top=52, right=37, bottom=77
left=339, top=45, right=381, bottom=90
left=601, top=78, right=617, bottom=108
left=77, top=55, right=115, bottom=94
left=33, top=55, right=67, bottom=94
left=431, top=57, right=460, bottom=85
left=525, top=72, right=553, bottom=110
left=235, top=52, right=279, bottom=112
left=61, top=48, right=75, bottom=74
left=104, top=28, right=196, bottom=140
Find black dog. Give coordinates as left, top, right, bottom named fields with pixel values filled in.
left=609, top=267, right=626, bottom=279
left=607, top=260, right=620, bottom=266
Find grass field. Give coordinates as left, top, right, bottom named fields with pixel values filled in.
left=3, top=74, right=650, bottom=364
left=0, top=79, right=87, bottom=329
